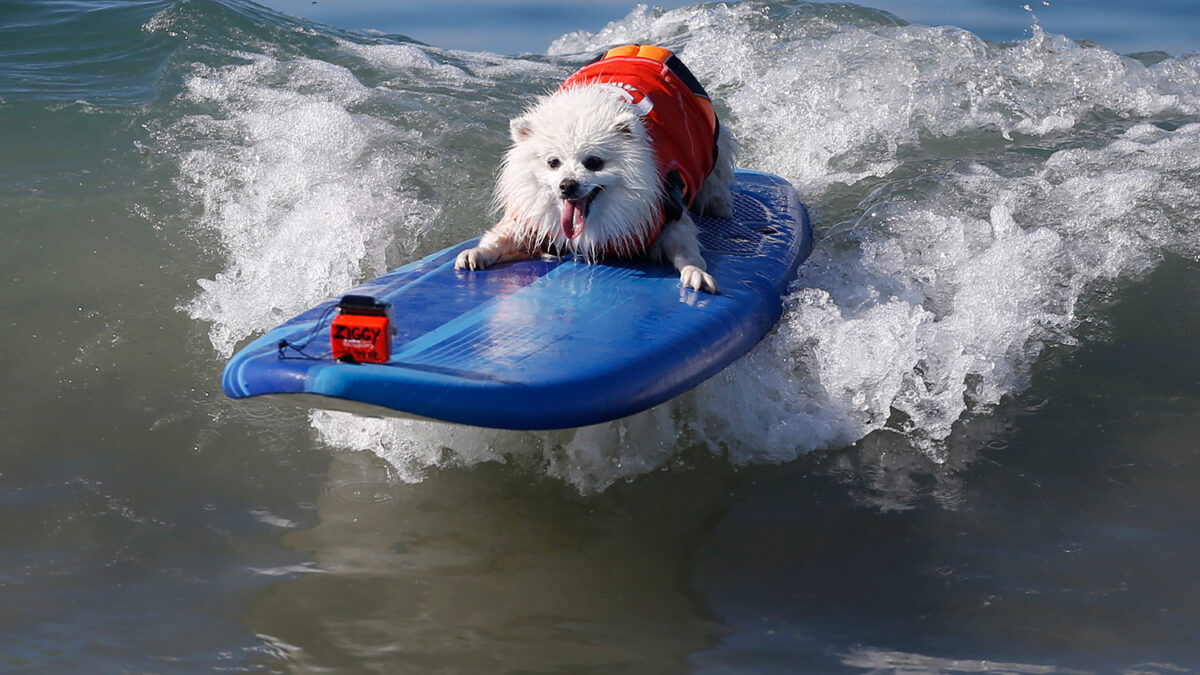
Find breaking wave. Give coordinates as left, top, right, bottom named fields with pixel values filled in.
left=167, top=1, right=1200, bottom=492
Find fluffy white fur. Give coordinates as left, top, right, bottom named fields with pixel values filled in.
left=456, top=84, right=736, bottom=293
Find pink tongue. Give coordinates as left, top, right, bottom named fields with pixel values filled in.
left=561, top=199, right=586, bottom=238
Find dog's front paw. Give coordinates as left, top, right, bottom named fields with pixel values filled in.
left=455, top=247, right=493, bottom=271
left=680, top=265, right=718, bottom=293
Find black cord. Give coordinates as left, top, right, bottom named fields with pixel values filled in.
left=276, top=303, right=338, bottom=360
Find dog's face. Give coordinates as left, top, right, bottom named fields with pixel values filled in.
left=497, top=86, right=660, bottom=257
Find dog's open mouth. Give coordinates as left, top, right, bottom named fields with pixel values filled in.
left=561, top=186, right=602, bottom=239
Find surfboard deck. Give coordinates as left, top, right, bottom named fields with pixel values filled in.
left=222, top=169, right=813, bottom=429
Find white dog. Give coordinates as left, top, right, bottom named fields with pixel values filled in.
left=455, top=44, right=736, bottom=293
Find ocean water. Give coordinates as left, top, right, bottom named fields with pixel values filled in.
left=2, top=0, right=1199, bottom=672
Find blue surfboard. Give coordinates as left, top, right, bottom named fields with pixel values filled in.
left=222, top=170, right=813, bottom=429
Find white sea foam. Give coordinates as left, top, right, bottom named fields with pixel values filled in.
left=181, top=4, right=1200, bottom=492
left=177, top=55, right=440, bottom=356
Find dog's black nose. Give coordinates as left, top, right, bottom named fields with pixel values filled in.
left=558, top=179, right=579, bottom=199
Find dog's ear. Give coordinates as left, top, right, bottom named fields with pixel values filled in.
left=510, top=116, right=534, bottom=142
left=612, top=111, right=639, bottom=136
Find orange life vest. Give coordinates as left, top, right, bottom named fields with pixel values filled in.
left=559, top=44, right=721, bottom=254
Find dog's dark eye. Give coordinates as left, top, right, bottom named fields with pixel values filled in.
left=582, top=156, right=605, bottom=171
left=547, top=158, right=561, bottom=169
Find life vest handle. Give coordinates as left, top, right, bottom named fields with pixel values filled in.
left=598, top=44, right=718, bottom=137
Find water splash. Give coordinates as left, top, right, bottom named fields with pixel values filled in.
left=173, top=54, right=441, bottom=356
